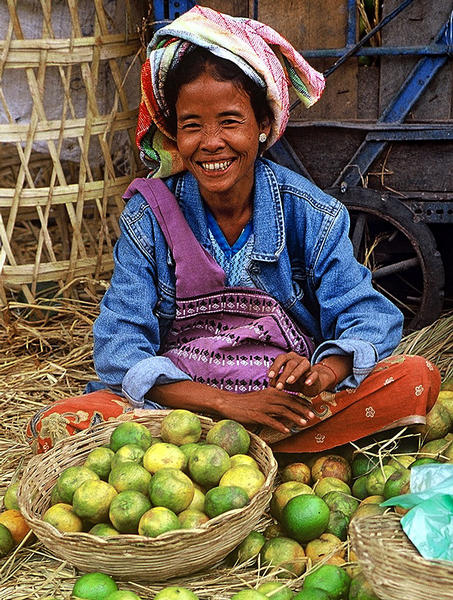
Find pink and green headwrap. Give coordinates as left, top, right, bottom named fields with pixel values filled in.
left=137, top=5, right=325, bottom=178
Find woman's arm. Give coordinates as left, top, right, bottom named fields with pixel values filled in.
left=146, top=380, right=316, bottom=435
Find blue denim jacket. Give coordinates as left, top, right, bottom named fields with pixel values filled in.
left=88, top=158, right=403, bottom=406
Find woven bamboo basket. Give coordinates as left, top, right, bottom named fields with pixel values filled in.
left=17, top=411, right=278, bottom=582
left=350, top=513, right=453, bottom=600
left=0, top=0, right=146, bottom=306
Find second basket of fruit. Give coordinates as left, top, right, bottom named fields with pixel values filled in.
left=18, top=410, right=277, bottom=581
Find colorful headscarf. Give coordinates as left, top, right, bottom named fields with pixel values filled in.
left=137, top=5, right=325, bottom=177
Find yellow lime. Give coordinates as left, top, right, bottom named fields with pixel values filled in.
left=50, top=484, right=63, bottom=505
left=84, top=447, right=115, bottom=480
left=348, top=571, right=380, bottom=600
left=232, top=530, right=266, bottom=564
left=0, top=523, right=15, bottom=557
left=311, top=455, right=351, bottom=484
left=351, top=475, right=368, bottom=500
left=72, top=572, right=118, bottom=599
left=109, top=421, right=152, bottom=452
left=205, top=419, right=250, bottom=456
left=111, top=444, right=146, bottom=470
left=188, top=444, right=231, bottom=488
left=264, top=522, right=284, bottom=539
left=281, top=494, right=330, bottom=544
left=219, top=465, right=265, bottom=499
left=293, top=589, right=331, bottom=600
left=321, top=491, right=359, bottom=519
left=186, top=486, right=205, bottom=512
left=56, top=465, right=99, bottom=504
left=89, top=523, right=120, bottom=538
left=231, top=593, right=267, bottom=600
left=138, top=507, right=180, bottom=537
left=325, top=509, right=349, bottom=541
left=387, top=455, right=415, bottom=470
left=160, top=410, right=202, bottom=445
left=178, top=509, right=209, bottom=529
left=42, top=503, right=83, bottom=533
left=305, top=533, right=345, bottom=565
left=179, top=442, right=201, bottom=467
left=270, top=481, right=314, bottom=521
left=281, top=462, right=311, bottom=485
left=260, top=537, right=306, bottom=577
left=3, top=482, right=19, bottom=510
left=383, top=468, right=411, bottom=500
left=365, top=465, right=397, bottom=496
left=105, top=592, right=143, bottom=600
left=204, top=485, right=249, bottom=518
left=108, top=462, right=152, bottom=495
left=148, top=468, right=194, bottom=513
left=257, top=581, right=294, bottom=600
left=230, top=454, right=259, bottom=469
left=303, top=564, right=351, bottom=600
left=73, top=480, right=118, bottom=524
left=313, top=477, right=351, bottom=497
left=109, top=490, right=152, bottom=533
left=154, top=587, right=199, bottom=600
left=143, top=443, right=186, bottom=473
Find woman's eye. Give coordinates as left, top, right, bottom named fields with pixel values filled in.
left=181, top=122, right=201, bottom=130
left=222, top=119, right=239, bottom=126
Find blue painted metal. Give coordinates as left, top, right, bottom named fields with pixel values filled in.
left=346, top=0, right=357, bottom=47
left=303, top=45, right=449, bottom=57
left=334, top=14, right=451, bottom=189
left=152, top=0, right=195, bottom=22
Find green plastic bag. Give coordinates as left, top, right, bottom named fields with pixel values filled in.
left=381, top=464, right=453, bottom=561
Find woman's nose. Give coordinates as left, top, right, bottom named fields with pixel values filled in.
left=200, top=125, right=225, bottom=152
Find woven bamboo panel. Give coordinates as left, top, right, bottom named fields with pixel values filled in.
left=0, top=0, right=147, bottom=305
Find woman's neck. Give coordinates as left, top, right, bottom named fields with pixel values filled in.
left=203, top=192, right=253, bottom=246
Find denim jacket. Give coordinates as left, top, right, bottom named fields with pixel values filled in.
left=88, top=158, right=403, bottom=407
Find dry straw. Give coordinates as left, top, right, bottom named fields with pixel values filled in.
left=18, top=411, right=278, bottom=582
left=350, top=513, right=453, bottom=600
left=0, top=0, right=146, bottom=306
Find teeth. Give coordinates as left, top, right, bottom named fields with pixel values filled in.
left=200, top=160, right=232, bottom=172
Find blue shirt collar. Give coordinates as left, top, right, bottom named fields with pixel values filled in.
left=174, top=158, right=285, bottom=262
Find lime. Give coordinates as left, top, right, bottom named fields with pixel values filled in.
left=365, top=465, right=397, bottom=496
left=313, top=477, right=351, bottom=498
left=72, top=572, right=118, bottom=600
left=56, top=466, right=99, bottom=504
left=154, top=586, right=199, bottom=599
left=3, top=482, right=19, bottom=510
left=204, top=486, right=249, bottom=518
left=89, top=523, right=120, bottom=538
left=348, top=571, right=380, bottom=600
left=108, top=462, right=152, bottom=495
left=325, top=509, right=349, bottom=541
left=305, top=532, right=345, bottom=565
left=231, top=591, right=268, bottom=599
left=270, top=481, right=314, bottom=521
left=387, top=455, right=415, bottom=470
left=206, top=419, right=250, bottom=456
left=42, top=503, right=83, bottom=533
left=281, top=462, right=311, bottom=485
left=260, top=537, right=306, bottom=577
left=257, top=581, right=294, bottom=599
left=219, top=465, right=265, bottom=499
left=138, top=507, right=180, bottom=537
left=105, top=592, right=143, bottom=600
left=187, top=486, right=205, bottom=512
left=188, top=444, right=231, bottom=488
left=231, top=530, right=266, bottom=564
left=411, top=458, right=438, bottom=468
left=281, top=495, right=330, bottom=544
left=0, top=523, right=15, bottom=557
left=230, top=454, right=260, bottom=469
left=72, top=480, right=118, bottom=523
left=383, top=468, right=411, bottom=500
left=111, top=444, right=146, bottom=469
left=351, top=454, right=377, bottom=479
left=293, top=589, right=331, bottom=600
left=148, top=468, right=194, bottom=513
left=84, top=447, right=115, bottom=480
left=109, top=490, right=152, bottom=533
left=351, top=475, right=368, bottom=500
left=143, top=443, right=186, bottom=473
left=161, top=410, right=202, bottom=445
left=110, top=421, right=152, bottom=452
left=303, top=564, right=351, bottom=600
left=178, top=509, right=209, bottom=528
left=322, top=491, right=359, bottom=519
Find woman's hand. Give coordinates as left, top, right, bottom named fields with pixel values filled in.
left=216, top=388, right=315, bottom=435
left=268, top=352, right=342, bottom=397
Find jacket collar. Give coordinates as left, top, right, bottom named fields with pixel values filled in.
left=175, top=159, right=285, bottom=262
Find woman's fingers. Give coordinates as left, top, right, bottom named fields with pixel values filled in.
left=268, top=353, right=311, bottom=390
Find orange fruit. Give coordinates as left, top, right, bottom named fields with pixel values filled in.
left=160, top=410, right=202, bottom=445
left=72, top=572, right=118, bottom=599
left=188, top=444, right=231, bottom=488
left=281, top=495, right=330, bottom=544
left=143, top=443, right=186, bottom=473
left=3, top=482, right=20, bottom=510
left=56, top=466, right=99, bottom=504
left=205, top=419, right=250, bottom=456
left=149, top=468, right=194, bottom=514
left=109, top=421, right=152, bottom=453
left=108, top=462, right=152, bottom=495
left=42, top=503, right=83, bottom=533
left=138, top=507, right=180, bottom=538
left=219, top=465, right=265, bottom=499
left=311, top=455, right=351, bottom=484
left=260, top=536, right=306, bottom=577
left=0, top=509, right=30, bottom=543
left=72, top=480, right=118, bottom=524
left=281, top=462, right=311, bottom=485
left=303, top=564, right=351, bottom=600
left=109, top=490, right=152, bottom=534
left=0, top=523, right=15, bottom=557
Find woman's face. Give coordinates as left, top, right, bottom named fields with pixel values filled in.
left=175, top=71, right=270, bottom=202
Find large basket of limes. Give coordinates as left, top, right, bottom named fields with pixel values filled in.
left=18, top=411, right=277, bottom=582
left=350, top=513, right=453, bottom=600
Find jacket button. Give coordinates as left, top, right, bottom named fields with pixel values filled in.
left=249, top=264, right=261, bottom=275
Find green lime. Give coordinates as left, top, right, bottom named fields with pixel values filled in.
left=260, top=537, right=306, bottom=577
left=281, top=495, right=330, bottom=544
left=154, top=587, right=199, bottom=600
left=109, top=422, right=152, bottom=452
left=231, top=530, right=266, bottom=564
left=257, top=580, right=295, bottom=599
left=204, top=485, right=249, bottom=518
left=206, top=419, right=250, bottom=456
left=105, top=592, right=143, bottom=600
left=84, top=447, right=115, bottom=480
left=293, top=589, right=331, bottom=600
left=303, top=564, right=351, bottom=600
left=72, top=572, right=118, bottom=600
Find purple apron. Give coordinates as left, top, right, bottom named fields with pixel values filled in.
left=124, top=178, right=314, bottom=392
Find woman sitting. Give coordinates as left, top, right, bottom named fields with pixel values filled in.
left=27, top=6, right=440, bottom=454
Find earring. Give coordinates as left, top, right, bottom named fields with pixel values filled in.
left=258, top=132, right=267, bottom=143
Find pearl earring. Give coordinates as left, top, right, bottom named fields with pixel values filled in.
left=258, top=132, right=267, bottom=143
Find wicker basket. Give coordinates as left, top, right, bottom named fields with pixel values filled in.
left=350, top=513, right=453, bottom=600
left=17, top=411, right=278, bottom=582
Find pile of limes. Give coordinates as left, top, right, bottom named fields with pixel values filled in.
left=42, top=410, right=266, bottom=539
left=0, top=481, right=30, bottom=558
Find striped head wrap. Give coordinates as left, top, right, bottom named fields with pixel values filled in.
left=137, top=5, right=325, bottom=177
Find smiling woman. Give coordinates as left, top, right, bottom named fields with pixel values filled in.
left=27, top=5, right=440, bottom=455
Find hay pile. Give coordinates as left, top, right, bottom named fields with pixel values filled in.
left=0, top=288, right=452, bottom=598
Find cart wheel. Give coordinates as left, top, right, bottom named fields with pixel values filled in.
left=325, top=187, right=445, bottom=332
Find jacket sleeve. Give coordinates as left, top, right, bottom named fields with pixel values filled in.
left=310, top=202, right=404, bottom=389
left=90, top=199, right=191, bottom=407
